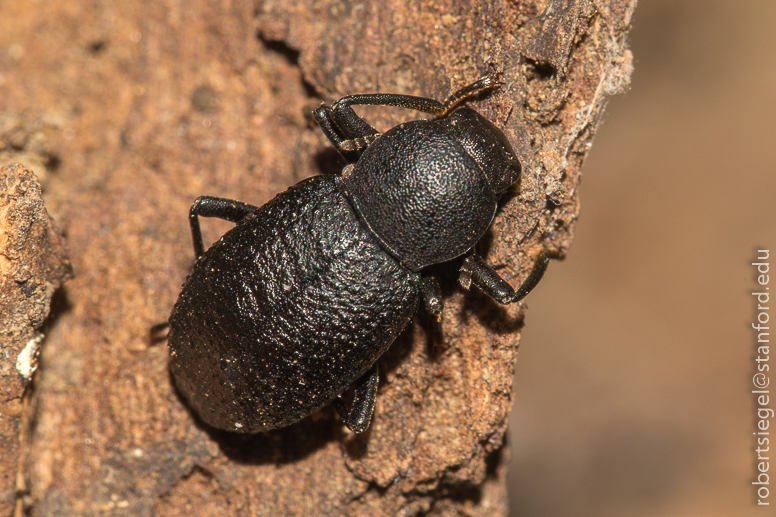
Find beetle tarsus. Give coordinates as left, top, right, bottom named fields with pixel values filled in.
left=511, top=251, right=553, bottom=303
left=440, top=72, right=501, bottom=116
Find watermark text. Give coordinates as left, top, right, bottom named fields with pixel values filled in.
left=753, top=249, right=771, bottom=506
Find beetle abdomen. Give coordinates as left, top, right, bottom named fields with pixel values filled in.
left=168, top=175, right=419, bottom=432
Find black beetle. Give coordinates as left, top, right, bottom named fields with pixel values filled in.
left=167, top=73, right=552, bottom=434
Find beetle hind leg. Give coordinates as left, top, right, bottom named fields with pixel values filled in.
left=334, top=363, right=379, bottom=433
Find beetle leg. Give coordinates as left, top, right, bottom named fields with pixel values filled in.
left=333, top=363, right=379, bottom=434
left=459, top=251, right=552, bottom=304
left=189, top=196, right=259, bottom=259
left=420, top=276, right=443, bottom=316
left=314, top=72, right=500, bottom=160
left=329, top=72, right=499, bottom=127
left=313, top=104, right=380, bottom=161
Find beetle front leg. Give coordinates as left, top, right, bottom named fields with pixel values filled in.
left=459, top=251, right=552, bottom=304
left=314, top=72, right=500, bottom=160
left=329, top=72, right=500, bottom=132
left=189, top=196, right=259, bottom=259
left=334, top=363, right=379, bottom=433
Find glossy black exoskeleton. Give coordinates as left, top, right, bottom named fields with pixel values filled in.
left=167, top=73, right=552, bottom=434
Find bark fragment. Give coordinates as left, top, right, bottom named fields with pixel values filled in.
left=0, top=164, right=72, bottom=515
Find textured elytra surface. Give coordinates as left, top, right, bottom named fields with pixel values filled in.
left=0, top=0, right=634, bottom=515
left=169, top=175, right=419, bottom=432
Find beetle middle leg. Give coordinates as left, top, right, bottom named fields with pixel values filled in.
left=333, top=363, right=379, bottom=433
left=314, top=72, right=500, bottom=159
left=189, top=196, right=259, bottom=259
left=420, top=276, right=443, bottom=316
left=459, top=251, right=553, bottom=304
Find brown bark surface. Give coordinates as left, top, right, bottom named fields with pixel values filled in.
left=0, top=0, right=634, bottom=515
left=0, top=164, right=72, bottom=515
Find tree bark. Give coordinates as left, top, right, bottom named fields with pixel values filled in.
left=0, top=164, right=72, bottom=516
left=0, top=0, right=635, bottom=514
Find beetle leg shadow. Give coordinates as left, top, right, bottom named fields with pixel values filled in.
left=460, top=284, right=526, bottom=335
left=313, top=147, right=348, bottom=176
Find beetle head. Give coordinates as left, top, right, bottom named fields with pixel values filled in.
left=442, top=107, right=521, bottom=194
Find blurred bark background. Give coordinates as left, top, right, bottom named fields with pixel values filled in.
left=0, top=0, right=633, bottom=515
left=506, top=1, right=776, bottom=516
